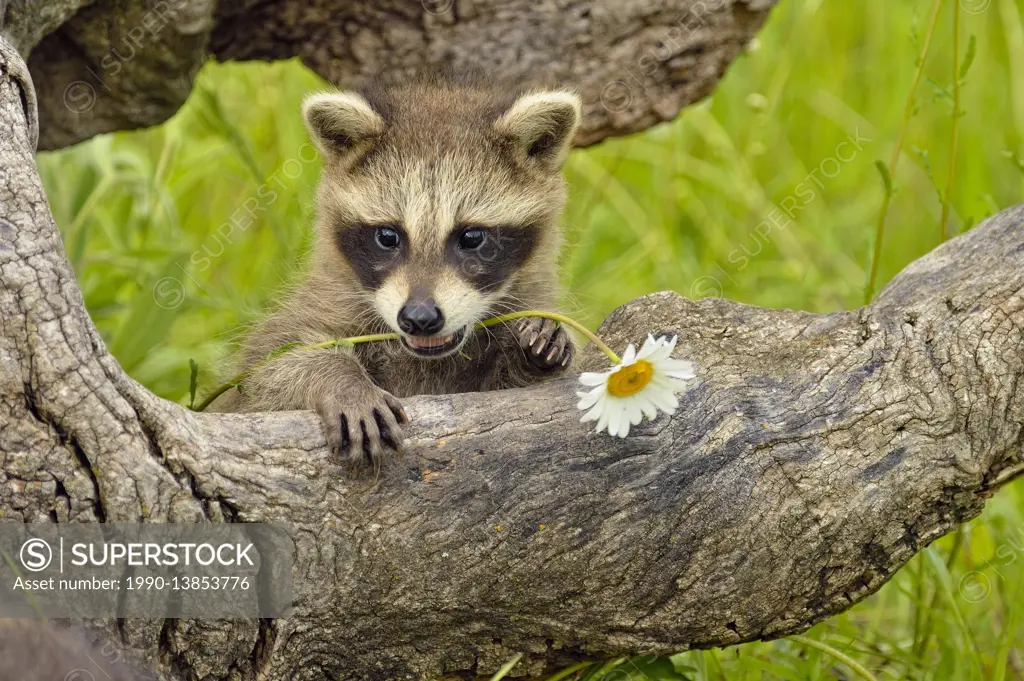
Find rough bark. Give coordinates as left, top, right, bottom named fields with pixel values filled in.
left=3, top=26, right=1024, bottom=681
left=7, top=0, right=777, bottom=150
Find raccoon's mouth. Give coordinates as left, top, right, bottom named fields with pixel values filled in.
left=401, top=328, right=467, bottom=358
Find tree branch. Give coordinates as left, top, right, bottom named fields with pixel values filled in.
left=12, top=0, right=777, bottom=150
left=3, top=30, right=1023, bottom=681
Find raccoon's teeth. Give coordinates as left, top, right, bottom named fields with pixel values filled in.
left=407, top=334, right=455, bottom=349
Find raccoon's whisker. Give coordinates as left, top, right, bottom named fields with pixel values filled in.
left=345, top=307, right=391, bottom=335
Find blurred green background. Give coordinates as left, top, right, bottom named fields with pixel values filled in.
left=37, top=0, right=1024, bottom=678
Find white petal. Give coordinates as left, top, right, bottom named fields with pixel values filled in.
left=647, top=384, right=680, bottom=414
left=618, top=415, right=632, bottom=438
left=669, top=377, right=696, bottom=393
left=658, top=391, right=681, bottom=414
left=645, top=334, right=678, bottom=361
left=637, top=335, right=661, bottom=359
left=664, top=373, right=695, bottom=390
left=576, top=386, right=606, bottom=410
left=651, top=339, right=680, bottom=363
left=650, top=374, right=684, bottom=392
left=608, top=404, right=625, bottom=437
left=644, top=346, right=665, bottom=363
left=658, top=359, right=696, bottom=379
left=580, top=400, right=603, bottom=423
left=620, top=343, right=637, bottom=365
left=624, top=400, right=645, bottom=426
left=650, top=372, right=689, bottom=392
left=579, top=370, right=612, bottom=387
left=636, top=395, right=659, bottom=421
left=595, top=405, right=611, bottom=434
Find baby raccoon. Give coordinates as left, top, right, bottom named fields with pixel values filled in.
left=217, top=70, right=582, bottom=469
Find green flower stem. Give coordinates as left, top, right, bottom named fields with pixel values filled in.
left=191, top=310, right=617, bottom=412
left=477, top=310, right=622, bottom=363
left=306, top=333, right=400, bottom=349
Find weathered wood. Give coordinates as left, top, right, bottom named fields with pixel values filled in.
left=9, top=0, right=776, bottom=150
left=2, top=28, right=1024, bottom=681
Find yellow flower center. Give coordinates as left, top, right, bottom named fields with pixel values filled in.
left=606, top=360, right=654, bottom=397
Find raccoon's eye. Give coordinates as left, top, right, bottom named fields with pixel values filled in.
left=374, top=226, right=401, bottom=250
left=457, top=227, right=487, bottom=250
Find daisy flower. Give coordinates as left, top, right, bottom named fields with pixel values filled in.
left=576, top=334, right=696, bottom=438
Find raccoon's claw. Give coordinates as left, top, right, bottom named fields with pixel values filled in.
left=516, top=317, right=573, bottom=372
left=317, top=387, right=408, bottom=472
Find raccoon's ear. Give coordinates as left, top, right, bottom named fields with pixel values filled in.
left=302, top=92, right=385, bottom=165
left=494, top=90, right=582, bottom=170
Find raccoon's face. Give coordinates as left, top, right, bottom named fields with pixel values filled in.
left=303, top=83, right=582, bottom=359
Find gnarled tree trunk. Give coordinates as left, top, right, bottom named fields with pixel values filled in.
left=8, top=0, right=778, bottom=150
left=1, top=1, right=1023, bottom=679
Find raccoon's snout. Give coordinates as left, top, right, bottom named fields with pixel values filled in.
left=396, top=296, right=466, bottom=358
left=397, top=298, right=445, bottom=336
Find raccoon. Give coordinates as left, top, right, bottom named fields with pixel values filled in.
left=216, top=70, right=582, bottom=469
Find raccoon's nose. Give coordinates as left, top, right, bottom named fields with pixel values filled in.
left=397, top=299, right=445, bottom=336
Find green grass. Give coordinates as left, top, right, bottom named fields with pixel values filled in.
left=36, top=0, right=1024, bottom=678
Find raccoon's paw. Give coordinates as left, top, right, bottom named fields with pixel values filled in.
left=516, top=317, right=573, bottom=373
left=316, top=387, right=409, bottom=472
